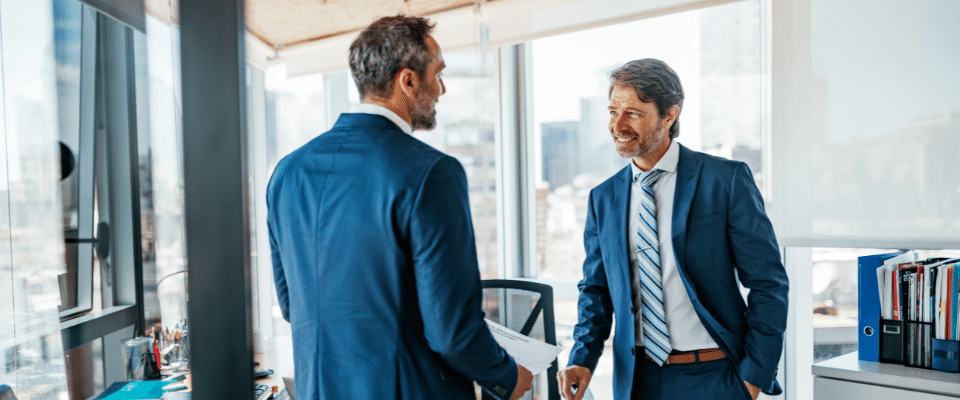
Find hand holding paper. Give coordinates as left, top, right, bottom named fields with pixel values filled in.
left=485, top=319, right=562, bottom=376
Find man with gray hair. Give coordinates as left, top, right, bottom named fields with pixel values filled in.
left=267, top=15, right=532, bottom=400
left=558, top=58, right=788, bottom=400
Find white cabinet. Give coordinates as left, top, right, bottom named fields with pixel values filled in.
left=813, top=353, right=960, bottom=399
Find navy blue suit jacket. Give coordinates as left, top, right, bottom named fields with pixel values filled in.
left=267, top=113, right=517, bottom=400
left=567, top=144, right=788, bottom=399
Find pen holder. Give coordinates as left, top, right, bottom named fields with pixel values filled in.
left=121, top=337, right=152, bottom=381
left=932, top=338, right=960, bottom=373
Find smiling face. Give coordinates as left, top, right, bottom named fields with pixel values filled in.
left=410, top=35, right=446, bottom=131
left=608, top=85, right=677, bottom=170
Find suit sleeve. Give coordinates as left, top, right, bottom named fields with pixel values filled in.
left=727, top=163, right=789, bottom=394
left=567, top=191, right=615, bottom=373
left=409, top=156, right=518, bottom=399
left=268, top=220, right=290, bottom=323
left=266, top=180, right=290, bottom=323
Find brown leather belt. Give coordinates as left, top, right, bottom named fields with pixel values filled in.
left=641, top=347, right=726, bottom=365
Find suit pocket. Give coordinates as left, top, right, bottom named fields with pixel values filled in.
left=688, top=212, right=723, bottom=230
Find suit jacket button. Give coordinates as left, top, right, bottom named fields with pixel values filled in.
left=630, top=306, right=636, bottom=314
left=630, top=348, right=636, bottom=356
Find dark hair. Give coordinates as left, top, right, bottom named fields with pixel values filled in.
left=609, top=59, right=684, bottom=138
left=348, top=15, right=435, bottom=100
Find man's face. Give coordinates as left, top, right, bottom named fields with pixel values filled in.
left=410, top=35, right=446, bottom=131
left=608, top=85, right=670, bottom=161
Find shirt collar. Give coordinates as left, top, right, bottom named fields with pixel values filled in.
left=355, top=103, right=412, bottom=135
left=630, top=139, right=679, bottom=179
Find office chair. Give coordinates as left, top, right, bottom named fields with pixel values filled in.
left=0, top=384, right=15, bottom=400
left=481, top=279, right=559, bottom=400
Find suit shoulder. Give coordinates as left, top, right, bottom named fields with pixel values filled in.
left=382, top=132, right=464, bottom=173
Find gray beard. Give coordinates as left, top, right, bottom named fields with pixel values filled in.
left=616, top=119, right=665, bottom=159
left=410, top=90, right=437, bottom=131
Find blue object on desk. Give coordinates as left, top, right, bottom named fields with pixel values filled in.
left=94, top=381, right=172, bottom=400
left=858, top=252, right=903, bottom=362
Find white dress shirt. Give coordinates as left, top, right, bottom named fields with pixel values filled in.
left=629, top=140, right=718, bottom=351
left=355, top=103, right=412, bottom=135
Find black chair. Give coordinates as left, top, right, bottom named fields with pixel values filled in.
left=0, top=384, right=15, bottom=400
left=481, top=279, right=559, bottom=400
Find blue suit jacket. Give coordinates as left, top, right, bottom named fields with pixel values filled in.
left=267, top=113, right=517, bottom=400
left=567, top=144, right=788, bottom=399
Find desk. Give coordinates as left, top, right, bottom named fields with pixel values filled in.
left=87, top=350, right=291, bottom=400
left=812, top=352, right=960, bottom=399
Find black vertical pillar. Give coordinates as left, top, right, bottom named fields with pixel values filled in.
left=179, top=0, right=253, bottom=398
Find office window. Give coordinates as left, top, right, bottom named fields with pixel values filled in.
left=0, top=0, right=70, bottom=397
left=54, top=0, right=96, bottom=320
left=144, top=15, right=188, bottom=333
left=264, top=67, right=328, bottom=165
left=411, top=48, right=501, bottom=279
left=54, top=0, right=84, bottom=311
left=527, top=2, right=766, bottom=398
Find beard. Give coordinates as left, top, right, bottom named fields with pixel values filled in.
left=615, top=119, right=665, bottom=159
left=410, top=86, right=437, bottom=131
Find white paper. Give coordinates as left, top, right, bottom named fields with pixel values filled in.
left=879, top=252, right=918, bottom=319
left=485, top=319, right=562, bottom=375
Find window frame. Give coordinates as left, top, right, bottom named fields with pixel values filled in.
left=59, top=7, right=145, bottom=372
left=59, top=4, right=99, bottom=320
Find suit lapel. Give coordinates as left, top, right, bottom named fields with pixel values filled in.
left=610, top=166, right=633, bottom=289
left=671, top=144, right=702, bottom=270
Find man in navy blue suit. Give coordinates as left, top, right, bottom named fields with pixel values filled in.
left=267, top=16, right=532, bottom=400
left=557, top=59, right=789, bottom=400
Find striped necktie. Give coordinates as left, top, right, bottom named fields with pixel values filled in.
left=635, top=168, right=671, bottom=366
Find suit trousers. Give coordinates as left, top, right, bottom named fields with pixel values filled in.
left=631, top=347, right=752, bottom=400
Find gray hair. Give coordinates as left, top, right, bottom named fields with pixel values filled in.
left=610, top=59, right=684, bottom=139
left=348, top=15, right=435, bottom=100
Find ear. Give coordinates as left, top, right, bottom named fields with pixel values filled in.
left=395, top=68, right=419, bottom=99
left=663, top=104, right=680, bottom=127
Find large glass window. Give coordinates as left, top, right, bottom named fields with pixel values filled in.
left=412, top=48, right=500, bottom=279
left=54, top=0, right=94, bottom=320
left=527, top=2, right=766, bottom=398
left=0, top=0, right=71, bottom=397
left=264, top=67, right=328, bottom=165
left=143, top=15, right=188, bottom=338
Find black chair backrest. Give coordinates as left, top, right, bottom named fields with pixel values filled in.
left=0, top=384, right=16, bottom=400
left=481, top=279, right=559, bottom=400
